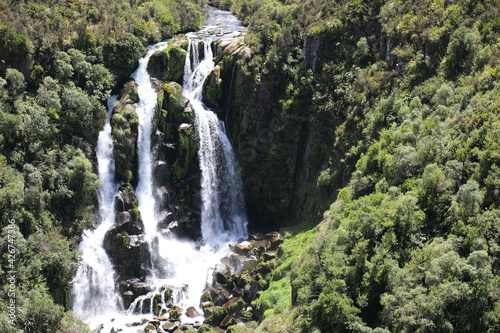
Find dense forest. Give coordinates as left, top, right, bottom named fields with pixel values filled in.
left=1, top=0, right=500, bottom=332
left=0, top=0, right=205, bottom=331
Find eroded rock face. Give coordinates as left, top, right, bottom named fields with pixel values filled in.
left=148, top=39, right=188, bottom=85
left=111, top=81, right=140, bottom=185
left=152, top=81, right=201, bottom=241
left=104, top=184, right=150, bottom=281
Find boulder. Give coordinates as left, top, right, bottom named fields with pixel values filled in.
left=220, top=315, right=237, bottom=329
left=213, top=263, right=231, bottom=285
left=203, top=306, right=228, bottom=326
left=162, top=322, right=179, bottom=332
left=153, top=160, right=169, bottom=188
left=231, top=241, right=252, bottom=256
left=223, top=297, right=246, bottom=316
left=104, top=231, right=151, bottom=280
left=186, top=306, right=200, bottom=318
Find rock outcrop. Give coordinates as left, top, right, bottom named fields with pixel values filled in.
left=111, top=80, right=140, bottom=184
left=148, top=38, right=189, bottom=85
left=104, top=184, right=151, bottom=281
left=153, top=81, right=201, bottom=240
left=197, top=232, right=284, bottom=329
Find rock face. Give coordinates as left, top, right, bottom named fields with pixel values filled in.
left=104, top=184, right=150, bottom=281
left=302, top=34, right=330, bottom=72
left=111, top=80, right=140, bottom=185
left=148, top=39, right=188, bottom=85
left=202, top=36, right=246, bottom=113
left=152, top=81, right=201, bottom=240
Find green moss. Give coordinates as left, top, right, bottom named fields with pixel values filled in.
left=147, top=43, right=187, bottom=84
left=169, top=308, right=181, bottom=321
left=153, top=293, right=162, bottom=315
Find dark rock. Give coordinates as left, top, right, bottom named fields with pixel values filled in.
left=266, top=232, right=284, bottom=250
left=203, top=306, right=228, bottom=326
left=237, top=310, right=253, bottom=322
left=243, top=281, right=260, bottom=303
left=263, top=251, right=277, bottom=262
left=112, top=83, right=140, bottom=184
left=213, top=263, right=231, bottom=285
left=220, top=315, right=237, bottom=329
left=223, top=297, right=246, bottom=316
left=169, top=308, right=181, bottom=321
left=148, top=43, right=187, bottom=84
left=202, top=64, right=222, bottom=109
left=153, top=160, right=169, bottom=187
left=104, top=231, right=151, bottom=280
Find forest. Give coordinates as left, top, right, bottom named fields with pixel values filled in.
left=1, top=0, right=500, bottom=332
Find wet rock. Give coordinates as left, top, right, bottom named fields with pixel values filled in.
left=144, top=323, right=156, bottom=333
left=213, top=263, right=231, bottom=285
left=153, top=160, right=169, bottom=187
left=148, top=43, right=187, bottom=84
left=169, top=308, right=181, bottom=321
left=186, top=306, right=200, bottom=318
left=111, top=84, right=140, bottom=184
left=105, top=227, right=151, bottom=280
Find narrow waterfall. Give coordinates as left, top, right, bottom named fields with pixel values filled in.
left=183, top=38, right=248, bottom=244
left=71, top=95, right=123, bottom=320
left=133, top=41, right=170, bottom=242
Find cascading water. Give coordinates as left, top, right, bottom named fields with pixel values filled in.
left=70, top=95, right=123, bottom=322
left=182, top=38, right=248, bottom=244
left=133, top=41, right=170, bottom=242
left=71, top=8, right=248, bottom=331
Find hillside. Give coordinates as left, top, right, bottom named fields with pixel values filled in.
left=211, top=0, right=500, bottom=332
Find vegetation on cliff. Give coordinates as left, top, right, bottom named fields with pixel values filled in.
left=206, top=0, right=500, bottom=331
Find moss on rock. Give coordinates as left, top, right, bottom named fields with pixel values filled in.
left=147, top=39, right=187, bottom=84
left=111, top=81, right=140, bottom=184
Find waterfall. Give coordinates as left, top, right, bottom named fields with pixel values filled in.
left=71, top=95, right=123, bottom=320
left=133, top=41, right=170, bottom=242
left=71, top=8, right=248, bottom=330
left=183, top=38, right=248, bottom=244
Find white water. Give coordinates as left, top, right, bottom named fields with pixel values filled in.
left=183, top=38, right=248, bottom=244
left=71, top=8, right=248, bottom=331
left=133, top=41, right=170, bottom=243
left=71, top=95, right=124, bottom=323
